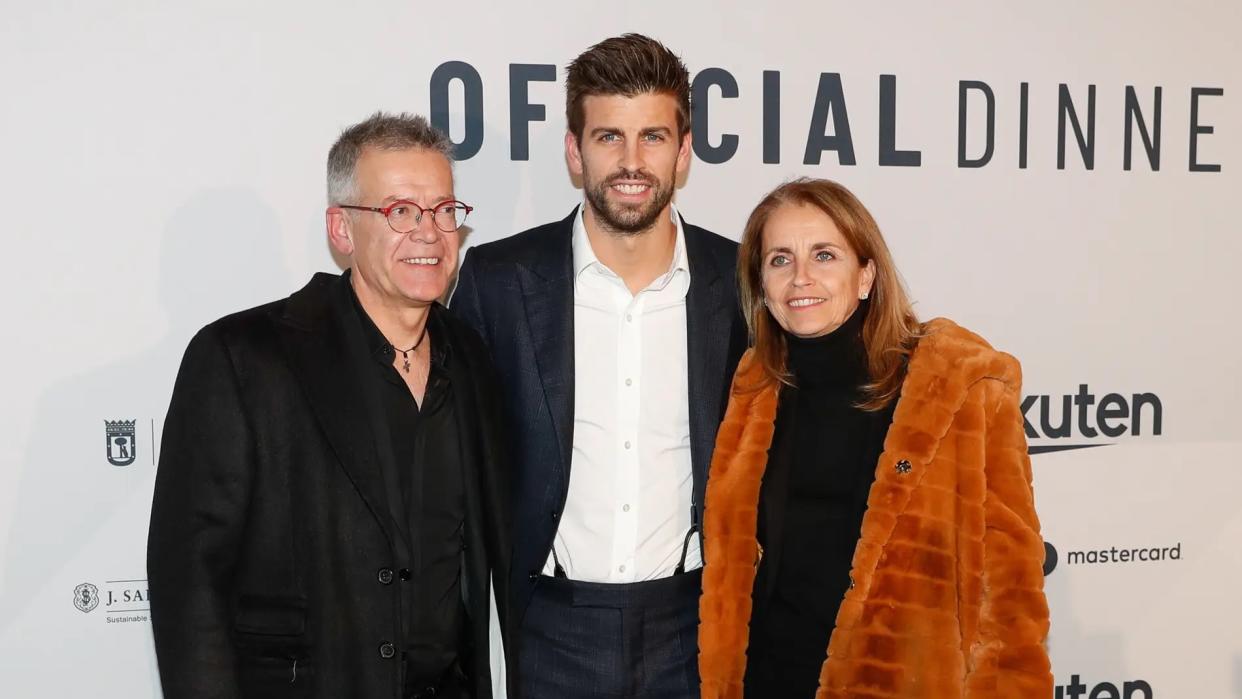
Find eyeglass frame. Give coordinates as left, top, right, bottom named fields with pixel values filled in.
left=336, top=198, right=474, bottom=234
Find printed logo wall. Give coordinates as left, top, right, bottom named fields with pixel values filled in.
left=1, top=1, right=1239, bottom=696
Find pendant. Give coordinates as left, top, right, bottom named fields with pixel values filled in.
left=402, top=353, right=411, bottom=374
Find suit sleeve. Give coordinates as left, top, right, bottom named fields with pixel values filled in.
left=477, top=347, right=519, bottom=695
left=454, top=253, right=518, bottom=693
left=148, top=325, right=254, bottom=698
left=452, top=248, right=490, bottom=349
left=965, top=373, right=1053, bottom=697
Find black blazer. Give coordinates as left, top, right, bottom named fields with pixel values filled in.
left=452, top=208, right=746, bottom=622
left=147, top=273, right=512, bottom=699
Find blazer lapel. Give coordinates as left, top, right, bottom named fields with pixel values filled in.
left=517, top=211, right=576, bottom=485
left=278, top=273, right=400, bottom=548
left=685, top=225, right=734, bottom=513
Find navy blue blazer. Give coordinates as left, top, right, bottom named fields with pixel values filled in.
left=452, top=207, right=747, bottom=622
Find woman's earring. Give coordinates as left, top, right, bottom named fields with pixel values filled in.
left=860, top=292, right=869, bottom=300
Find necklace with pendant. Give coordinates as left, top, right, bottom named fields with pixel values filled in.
left=392, top=325, right=429, bottom=374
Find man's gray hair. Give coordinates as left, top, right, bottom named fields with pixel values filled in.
left=326, top=111, right=454, bottom=205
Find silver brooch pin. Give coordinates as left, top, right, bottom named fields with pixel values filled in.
left=895, top=459, right=912, bottom=474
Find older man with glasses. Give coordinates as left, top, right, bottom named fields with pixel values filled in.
left=148, top=112, right=513, bottom=699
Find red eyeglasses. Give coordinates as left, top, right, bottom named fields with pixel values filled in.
left=337, top=199, right=473, bottom=234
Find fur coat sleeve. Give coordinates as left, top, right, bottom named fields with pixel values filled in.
left=698, top=319, right=1051, bottom=698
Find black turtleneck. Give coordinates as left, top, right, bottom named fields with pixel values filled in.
left=744, top=304, right=897, bottom=698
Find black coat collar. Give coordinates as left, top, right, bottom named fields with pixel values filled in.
left=276, top=272, right=400, bottom=546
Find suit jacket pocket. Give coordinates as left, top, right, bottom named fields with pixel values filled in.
left=233, top=594, right=307, bottom=636
left=238, top=653, right=312, bottom=699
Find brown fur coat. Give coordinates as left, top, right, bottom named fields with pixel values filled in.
left=698, top=319, right=1051, bottom=698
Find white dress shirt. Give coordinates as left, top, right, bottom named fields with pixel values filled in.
left=542, top=204, right=700, bottom=583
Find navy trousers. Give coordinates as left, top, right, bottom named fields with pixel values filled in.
left=519, top=569, right=702, bottom=699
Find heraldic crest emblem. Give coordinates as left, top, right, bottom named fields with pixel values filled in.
left=105, top=420, right=137, bottom=467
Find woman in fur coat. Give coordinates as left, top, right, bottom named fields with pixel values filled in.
left=698, top=178, right=1051, bottom=698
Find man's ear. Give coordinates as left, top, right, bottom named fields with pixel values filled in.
left=565, top=130, right=584, bottom=177
left=676, top=129, right=693, bottom=173
left=326, top=207, right=354, bottom=257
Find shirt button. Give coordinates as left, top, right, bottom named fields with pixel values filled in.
left=378, top=642, right=396, bottom=659
left=619, top=565, right=626, bottom=573
left=626, top=314, right=633, bottom=322
left=622, top=504, right=630, bottom=512
left=376, top=568, right=394, bottom=585
left=624, top=440, right=631, bottom=450
left=625, top=378, right=632, bottom=387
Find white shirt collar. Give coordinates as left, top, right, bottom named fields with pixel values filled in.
left=572, top=202, right=690, bottom=286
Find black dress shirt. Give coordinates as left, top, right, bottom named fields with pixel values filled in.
left=342, top=277, right=468, bottom=690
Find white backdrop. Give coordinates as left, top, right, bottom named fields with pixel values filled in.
left=2, top=1, right=1240, bottom=696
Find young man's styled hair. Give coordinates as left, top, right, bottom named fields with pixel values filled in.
left=565, top=33, right=691, bottom=142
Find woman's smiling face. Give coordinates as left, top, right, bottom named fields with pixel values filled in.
left=760, top=202, right=875, bottom=339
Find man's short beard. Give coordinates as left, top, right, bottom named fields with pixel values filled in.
left=584, top=169, right=675, bottom=236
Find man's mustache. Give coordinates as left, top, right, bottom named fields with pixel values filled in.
left=605, top=170, right=656, bottom=185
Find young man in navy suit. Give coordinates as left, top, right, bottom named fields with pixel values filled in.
left=453, top=34, right=746, bottom=698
